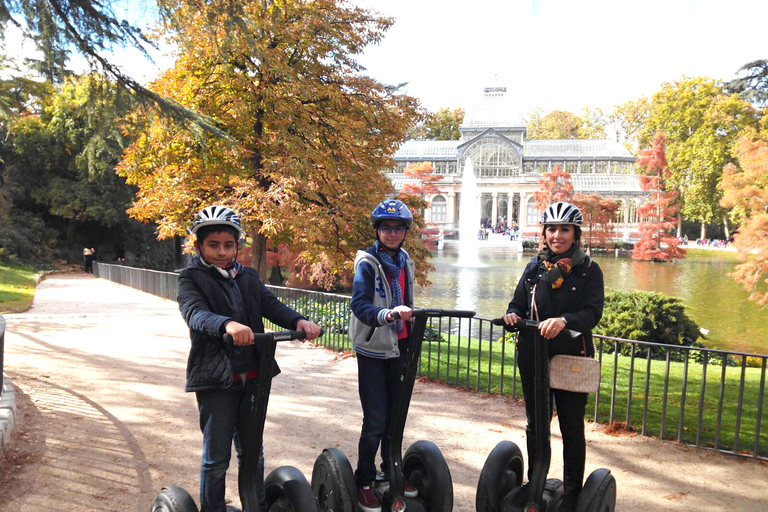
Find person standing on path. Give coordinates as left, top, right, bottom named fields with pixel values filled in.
left=177, top=205, right=321, bottom=512
left=348, top=199, right=419, bottom=512
left=501, top=201, right=604, bottom=512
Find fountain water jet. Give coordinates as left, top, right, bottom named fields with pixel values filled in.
left=456, top=158, right=484, bottom=268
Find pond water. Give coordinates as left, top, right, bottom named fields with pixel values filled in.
left=414, top=249, right=768, bottom=355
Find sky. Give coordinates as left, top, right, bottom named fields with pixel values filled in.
left=5, top=0, right=766, bottom=117
left=352, top=0, right=766, bottom=114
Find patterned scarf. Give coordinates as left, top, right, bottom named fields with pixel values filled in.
left=537, top=244, right=587, bottom=289
left=376, top=241, right=407, bottom=333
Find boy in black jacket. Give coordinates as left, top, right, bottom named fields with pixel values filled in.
left=178, top=205, right=320, bottom=512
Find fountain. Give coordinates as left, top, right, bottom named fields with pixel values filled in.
left=456, top=158, right=484, bottom=267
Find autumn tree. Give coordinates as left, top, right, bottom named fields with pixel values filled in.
left=118, top=0, right=428, bottom=288
left=642, top=76, right=759, bottom=238
left=572, top=193, right=618, bottom=253
left=632, top=134, right=685, bottom=262
left=534, top=165, right=574, bottom=212
left=720, top=136, right=768, bottom=305
left=526, top=108, right=607, bottom=140
left=408, top=107, right=464, bottom=140
left=401, top=162, right=442, bottom=199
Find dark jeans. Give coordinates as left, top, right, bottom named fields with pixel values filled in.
left=518, top=344, right=588, bottom=500
left=197, top=381, right=267, bottom=512
left=355, top=342, right=408, bottom=486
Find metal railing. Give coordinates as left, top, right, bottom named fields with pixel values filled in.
left=94, top=262, right=178, bottom=301
left=0, top=314, right=5, bottom=398
left=94, top=263, right=768, bottom=460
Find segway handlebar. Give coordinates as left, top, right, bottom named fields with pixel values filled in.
left=491, top=317, right=582, bottom=339
left=391, top=308, right=476, bottom=320
left=224, top=328, right=325, bottom=344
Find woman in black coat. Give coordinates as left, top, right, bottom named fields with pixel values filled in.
left=502, top=202, right=604, bottom=512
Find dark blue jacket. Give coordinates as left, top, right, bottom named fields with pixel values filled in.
left=507, top=255, right=604, bottom=358
left=178, top=257, right=305, bottom=392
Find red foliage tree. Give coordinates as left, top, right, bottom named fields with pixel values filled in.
left=534, top=165, right=574, bottom=213
left=401, top=162, right=443, bottom=198
left=632, top=134, right=686, bottom=261
left=572, top=193, right=619, bottom=253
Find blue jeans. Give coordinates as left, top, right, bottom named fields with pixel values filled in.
left=196, top=381, right=267, bottom=512
left=355, top=342, right=408, bottom=486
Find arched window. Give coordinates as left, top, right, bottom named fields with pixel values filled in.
left=463, top=139, right=520, bottom=177
left=628, top=200, right=638, bottom=224
left=498, top=198, right=508, bottom=223
left=431, top=195, right=447, bottom=223
left=526, top=197, right=539, bottom=225
left=614, top=199, right=626, bottom=224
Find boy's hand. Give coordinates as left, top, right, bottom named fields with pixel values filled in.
left=225, top=321, right=254, bottom=345
left=388, top=305, right=412, bottom=322
left=296, top=319, right=321, bottom=341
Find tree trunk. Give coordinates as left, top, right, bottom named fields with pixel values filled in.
left=723, top=214, right=731, bottom=240
left=676, top=214, right=683, bottom=238
left=66, top=219, right=76, bottom=262
left=700, top=223, right=706, bottom=240
left=251, top=230, right=268, bottom=281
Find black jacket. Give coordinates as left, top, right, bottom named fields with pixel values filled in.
left=506, top=255, right=604, bottom=358
left=178, top=257, right=305, bottom=392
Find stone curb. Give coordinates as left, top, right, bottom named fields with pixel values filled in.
left=0, top=374, right=17, bottom=453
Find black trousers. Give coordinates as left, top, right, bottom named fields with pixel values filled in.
left=517, top=343, right=588, bottom=499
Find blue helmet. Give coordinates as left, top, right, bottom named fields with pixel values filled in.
left=371, top=200, right=413, bottom=229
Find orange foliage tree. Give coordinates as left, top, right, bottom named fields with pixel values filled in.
left=401, top=162, right=443, bottom=252
left=572, top=193, right=618, bottom=253
left=720, top=136, right=768, bottom=305
left=117, top=0, right=429, bottom=289
left=632, top=134, right=685, bottom=261
left=533, top=165, right=574, bottom=212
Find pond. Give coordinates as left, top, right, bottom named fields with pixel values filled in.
left=415, top=249, right=768, bottom=355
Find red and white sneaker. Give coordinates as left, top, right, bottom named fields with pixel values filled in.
left=403, top=479, right=418, bottom=498
left=357, top=485, right=381, bottom=512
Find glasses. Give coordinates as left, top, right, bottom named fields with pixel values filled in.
left=378, top=225, right=407, bottom=234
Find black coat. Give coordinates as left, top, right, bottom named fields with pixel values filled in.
left=506, top=255, right=604, bottom=358
left=178, top=257, right=304, bottom=392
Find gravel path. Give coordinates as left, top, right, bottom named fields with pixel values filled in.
left=1, top=273, right=767, bottom=512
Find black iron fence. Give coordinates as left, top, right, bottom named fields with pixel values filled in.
left=0, top=314, right=5, bottom=398
left=94, top=263, right=768, bottom=461
left=94, top=262, right=178, bottom=300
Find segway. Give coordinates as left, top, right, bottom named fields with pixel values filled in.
left=151, top=329, right=320, bottom=512
left=476, top=319, right=616, bottom=512
left=312, top=308, right=476, bottom=512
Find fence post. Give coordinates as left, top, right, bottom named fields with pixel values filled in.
left=0, top=314, right=5, bottom=398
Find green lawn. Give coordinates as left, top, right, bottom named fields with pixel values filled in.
left=0, top=264, right=40, bottom=313
left=308, top=328, right=767, bottom=458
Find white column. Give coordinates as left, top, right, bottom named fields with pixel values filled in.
left=491, top=192, right=499, bottom=226
left=447, top=192, right=456, bottom=228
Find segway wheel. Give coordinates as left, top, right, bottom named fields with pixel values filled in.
left=150, top=486, right=199, bottom=512
left=475, top=441, right=524, bottom=512
left=403, top=440, right=453, bottom=512
left=312, top=448, right=356, bottom=512
left=576, top=468, right=616, bottom=512
left=265, top=465, right=318, bottom=512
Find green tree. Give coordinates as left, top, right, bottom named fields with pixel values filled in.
left=526, top=108, right=606, bottom=140
left=118, top=0, right=428, bottom=287
left=611, top=96, right=651, bottom=154
left=643, top=76, right=759, bottom=238
left=407, top=107, right=464, bottom=140
left=725, top=59, right=768, bottom=108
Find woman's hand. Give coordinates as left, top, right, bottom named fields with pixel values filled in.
left=225, top=321, right=255, bottom=346
left=501, top=312, right=521, bottom=326
left=539, top=317, right=567, bottom=340
left=387, top=305, right=413, bottom=322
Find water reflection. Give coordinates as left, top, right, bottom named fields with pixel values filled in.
left=416, top=251, right=768, bottom=354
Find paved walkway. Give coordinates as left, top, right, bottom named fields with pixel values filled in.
left=1, top=273, right=767, bottom=512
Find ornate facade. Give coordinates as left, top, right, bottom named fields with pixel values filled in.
left=388, top=87, right=646, bottom=238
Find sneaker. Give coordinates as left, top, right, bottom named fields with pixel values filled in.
left=403, top=478, right=418, bottom=498
left=357, top=485, right=381, bottom=512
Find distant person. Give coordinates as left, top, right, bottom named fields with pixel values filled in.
left=83, top=247, right=95, bottom=274
left=177, top=205, right=321, bottom=512
left=501, top=202, right=604, bottom=512
left=349, top=199, right=418, bottom=512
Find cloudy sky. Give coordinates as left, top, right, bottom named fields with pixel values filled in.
left=354, top=0, right=766, bottom=114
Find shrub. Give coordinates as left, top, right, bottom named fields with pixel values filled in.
left=596, top=289, right=702, bottom=360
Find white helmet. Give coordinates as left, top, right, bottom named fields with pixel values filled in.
left=540, top=202, right=583, bottom=226
left=188, top=205, right=245, bottom=237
